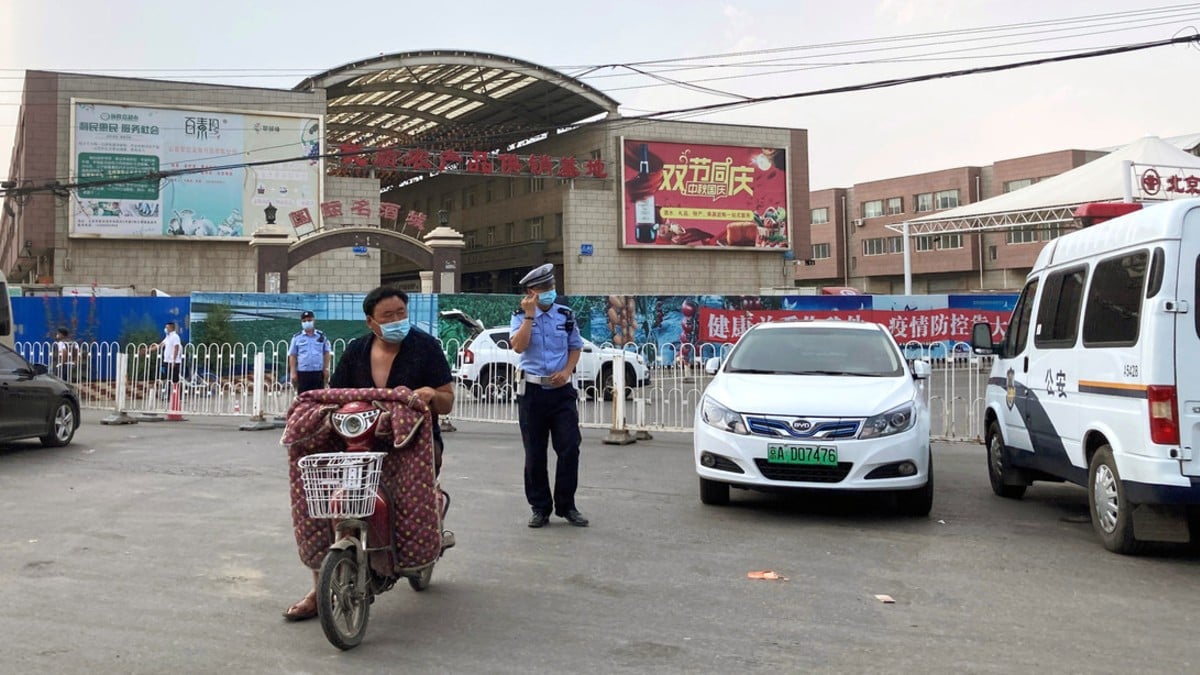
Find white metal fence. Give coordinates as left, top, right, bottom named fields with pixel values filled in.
left=17, top=338, right=991, bottom=442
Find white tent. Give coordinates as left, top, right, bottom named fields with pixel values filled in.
left=887, top=135, right=1200, bottom=292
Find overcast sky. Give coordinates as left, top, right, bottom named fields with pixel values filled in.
left=2, top=0, right=1198, bottom=189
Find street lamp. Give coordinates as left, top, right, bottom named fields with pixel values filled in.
left=437, top=209, right=448, bottom=227
left=264, top=203, right=277, bottom=225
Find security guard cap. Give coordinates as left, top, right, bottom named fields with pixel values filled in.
left=300, top=310, right=315, bottom=319
left=519, top=263, right=555, bottom=288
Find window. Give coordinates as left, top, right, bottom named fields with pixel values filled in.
left=463, top=187, right=477, bottom=208
left=1002, top=279, right=1039, bottom=358
left=464, top=233, right=477, bottom=249
left=1006, top=227, right=1039, bottom=245
left=935, top=189, right=959, bottom=209
left=486, top=225, right=496, bottom=246
left=863, top=238, right=887, bottom=256
left=887, top=236, right=903, bottom=253
left=811, top=207, right=829, bottom=225
left=1004, top=178, right=1035, bottom=193
left=989, top=245, right=998, bottom=261
left=862, top=200, right=884, bottom=218
left=507, top=180, right=517, bottom=198
left=1042, top=223, right=1064, bottom=241
left=504, top=222, right=515, bottom=243
left=1034, top=266, right=1086, bottom=348
left=939, top=234, right=963, bottom=249
left=812, top=243, right=830, bottom=259
left=527, top=217, right=544, bottom=240
left=886, top=197, right=903, bottom=215
left=915, top=193, right=934, bottom=212
left=529, top=177, right=545, bottom=193
left=1083, top=251, right=1148, bottom=346
left=915, top=235, right=936, bottom=252
left=485, top=181, right=495, bottom=203
left=554, top=212, right=563, bottom=239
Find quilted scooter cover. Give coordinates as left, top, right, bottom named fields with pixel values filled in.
left=281, top=387, right=442, bottom=571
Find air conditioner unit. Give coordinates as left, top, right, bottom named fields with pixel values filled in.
left=853, top=219, right=865, bottom=227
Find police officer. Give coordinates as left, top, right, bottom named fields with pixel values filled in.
left=288, top=310, right=332, bottom=395
left=511, top=263, right=589, bottom=528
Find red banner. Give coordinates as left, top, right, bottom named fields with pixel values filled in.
left=621, top=139, right=788, bottom=251
left=697, top=308, right=1010, bottom=344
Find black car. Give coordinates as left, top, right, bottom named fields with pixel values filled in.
left=0, top=343, right=80, bottom=447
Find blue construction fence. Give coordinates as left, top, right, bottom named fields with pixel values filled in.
left=13, top=291, right=1018, bottom=377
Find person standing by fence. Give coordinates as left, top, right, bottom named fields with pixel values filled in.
left=288, top=310, right=331, bottom=395
left=53, top=327, right=77, bottom=382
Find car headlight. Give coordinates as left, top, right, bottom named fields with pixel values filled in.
left=859, top=402, right=916, bottom=439
left=700, top=396, right=748, bottom=435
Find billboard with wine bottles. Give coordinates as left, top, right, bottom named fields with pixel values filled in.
left=620, top=138, right=789, bottom=250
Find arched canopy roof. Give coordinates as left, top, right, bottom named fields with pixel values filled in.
left=296, top=51, right=620, bottom=150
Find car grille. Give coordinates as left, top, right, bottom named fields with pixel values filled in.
left=754, top=459, right=853, bottom=483
left=745, top=415, right=861, bottom=439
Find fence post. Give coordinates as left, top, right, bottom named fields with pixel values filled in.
left=239, top=351, right=276, bottom=431
left=101, top=352, right=138, bottom=425
left=602, top=352, right=635, bottom=445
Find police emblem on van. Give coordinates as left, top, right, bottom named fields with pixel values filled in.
left=1005, top=368, right=1016, bottom=410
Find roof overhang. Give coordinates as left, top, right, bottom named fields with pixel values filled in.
left=296, top=50, right=621, bottom=151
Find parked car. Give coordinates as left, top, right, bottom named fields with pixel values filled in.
left=0, top=342, right=80, bottom=447
left=693, top=319, right=933, bottom=514
left=441, top=310, right=650, bottom=401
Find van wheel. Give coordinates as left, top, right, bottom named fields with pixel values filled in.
left=699, top=477, right=729, bottom=506
left=986, top=421, right=1026, bottom=499
left=1088, top=445, right=1143, bottom=554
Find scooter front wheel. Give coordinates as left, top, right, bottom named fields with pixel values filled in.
left=408, top=564, right=433, bottom=592
left=317, top=548, right=370, bottom=650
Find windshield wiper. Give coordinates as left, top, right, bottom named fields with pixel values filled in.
left=725, top=367, right=777, bottom=374
left=783, top=369, right=850, bottom=376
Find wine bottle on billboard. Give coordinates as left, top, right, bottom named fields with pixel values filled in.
left=634, top=143, right=657, bottom=243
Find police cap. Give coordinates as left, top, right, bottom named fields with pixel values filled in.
left=300, top=310, right=315, bottom=319
left=519, top=263, right=555, bottom=288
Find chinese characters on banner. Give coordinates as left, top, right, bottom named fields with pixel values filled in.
left=332, top=143, right=608, bottom=180
left=621, top=139, right=789, bottom=251
left=697, top=308, right=1011, bottom=344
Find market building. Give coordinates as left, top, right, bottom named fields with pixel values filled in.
left=0, top=52, right=809, bottom=297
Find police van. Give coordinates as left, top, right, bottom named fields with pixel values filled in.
left=971, top=198, right=1200, bottom=553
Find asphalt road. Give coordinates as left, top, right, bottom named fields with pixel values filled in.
left=0, top=412, right=1197, bottom=674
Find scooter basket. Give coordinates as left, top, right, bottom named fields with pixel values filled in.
left=297, top=452, right=387, bottom=519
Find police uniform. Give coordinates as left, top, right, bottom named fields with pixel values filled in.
left=289, top=311, right=331, bottom=395
left=511, top=263, right=589, bottom=527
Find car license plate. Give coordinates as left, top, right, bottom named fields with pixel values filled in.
left=766, top=444, right=837, bottom=466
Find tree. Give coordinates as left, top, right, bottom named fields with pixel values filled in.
left=193, top=302, right=237, bottom=347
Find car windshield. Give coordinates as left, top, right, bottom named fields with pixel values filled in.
left=724, top=326, right=904, bottom=377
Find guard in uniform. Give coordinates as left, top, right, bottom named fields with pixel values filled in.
left=288, top=310, right=332, bottom=395
left=511, top=263, right=589, bottom=528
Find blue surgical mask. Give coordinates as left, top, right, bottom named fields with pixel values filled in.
left=537, top=289, right=557, bottom=306
left=301, top=320, right=314, bottom=331
left=379, top=319, right=410, bottom=343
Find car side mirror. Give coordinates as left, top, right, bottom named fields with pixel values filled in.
left=32, top=363, right=48, bottom=376
left=970, top=322, right=996, bottom=355
left=704, top=357, right=721, bottom=375
left=911, top=359, right=931, bottom=380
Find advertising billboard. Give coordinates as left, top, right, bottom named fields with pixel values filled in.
left=620, top=138, right=789, bottom=251
left=70, top=101, right=322, bottom=239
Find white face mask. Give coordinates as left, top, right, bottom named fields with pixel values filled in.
left=301, top=320, right=314, bottom=331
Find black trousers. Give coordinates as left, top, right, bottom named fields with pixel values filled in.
left=518, top=383, right=581, bottom=516
left=295, top=371, right=325, bottom=394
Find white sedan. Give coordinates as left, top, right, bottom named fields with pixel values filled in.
left=693, top=320, right=933, bottom=515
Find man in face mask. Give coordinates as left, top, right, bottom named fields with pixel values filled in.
left=285, top=285, right=456, bottom=622
left=510, top=263, right=588, bottom=528
left=288, top=310, right=331, bottom=395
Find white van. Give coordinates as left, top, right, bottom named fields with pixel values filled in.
left=0, top=269, right=13, bottom=349
left=972, top=198, right=1200, bottom=553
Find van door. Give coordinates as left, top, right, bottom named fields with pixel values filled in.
left=1175, top=209, right=1200, bottom=477
left=994, top=278, right=1039, bottom=455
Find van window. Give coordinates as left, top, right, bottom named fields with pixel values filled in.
left=1082, top=250, right=1147, bottom=347
left=1146, top=247, right=1164, bottom=298
left=1034, top=266, right=1085, bottom=348
left=1003, top=278, right=1039, bottom=358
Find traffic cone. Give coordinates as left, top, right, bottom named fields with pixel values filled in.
left=167, top=382, right=185, bottom=422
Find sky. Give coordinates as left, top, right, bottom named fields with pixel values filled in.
left=2, top=0, right=1199, bottom=190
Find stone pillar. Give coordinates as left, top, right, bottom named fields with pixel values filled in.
left=419, top=271, right=433, bottom=294
left=423, top=225, right=465, bottom=293
left=248, top=223, right=293, bottom=292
